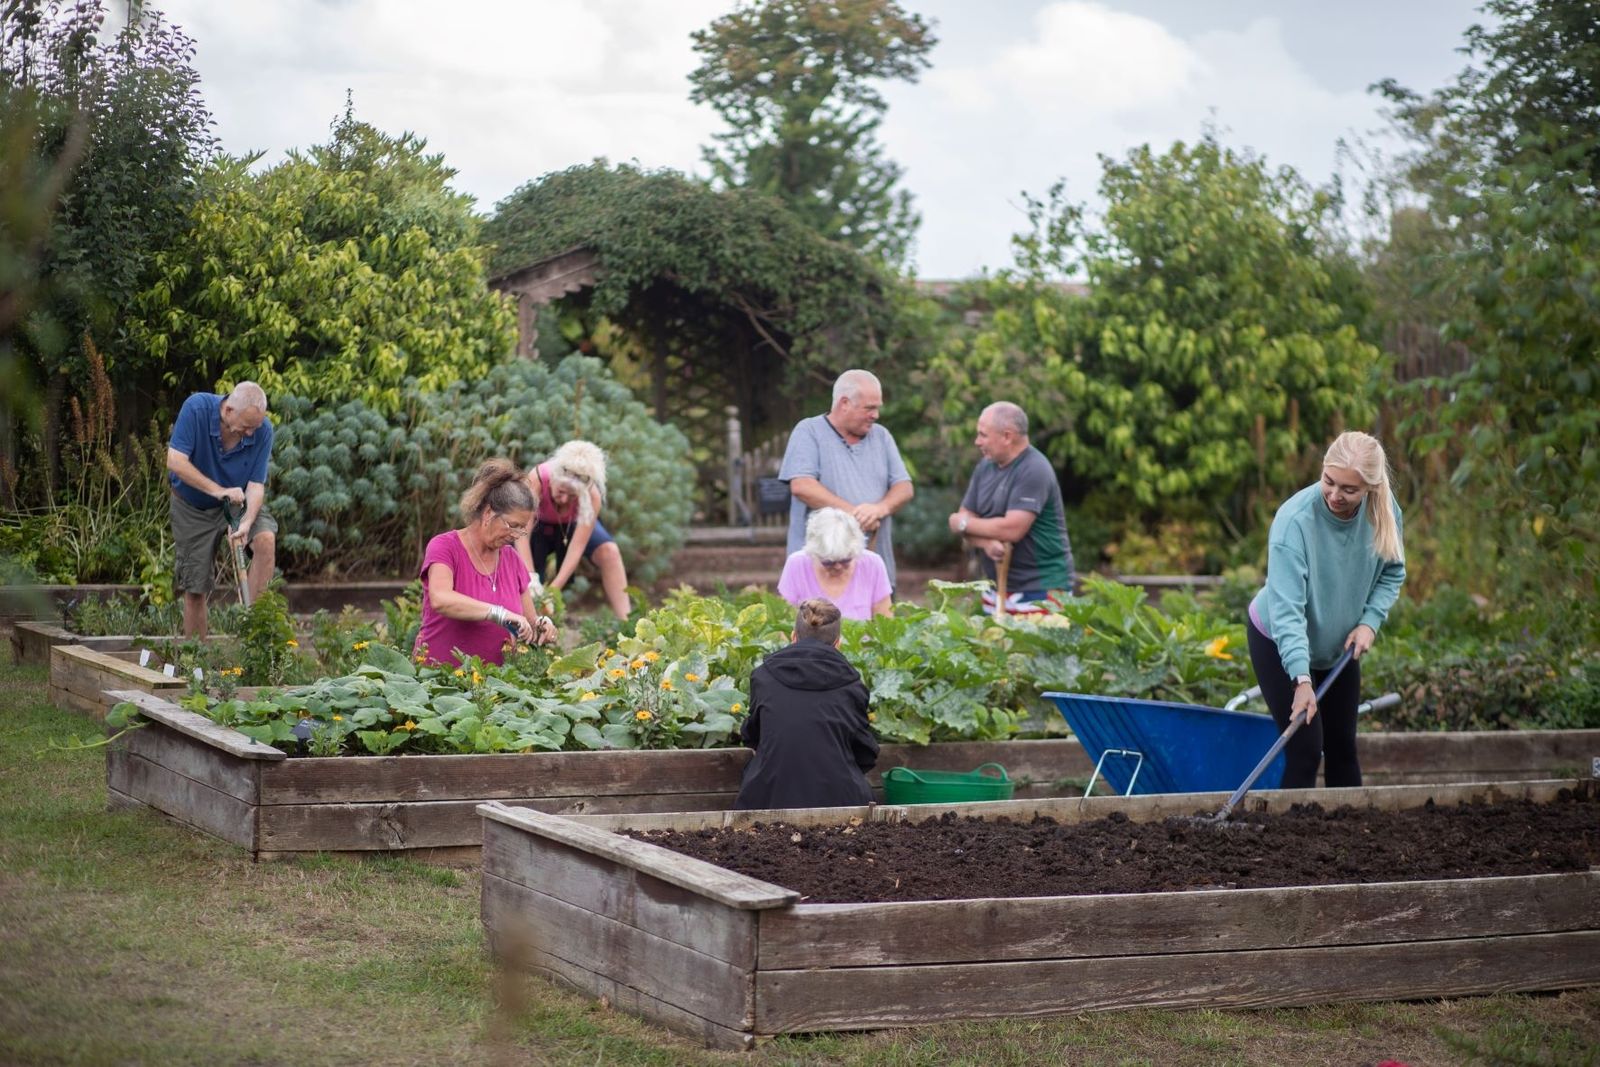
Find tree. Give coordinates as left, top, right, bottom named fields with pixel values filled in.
left=689, top=0, right=935, bottom=266
left=1374, top=0, right=1599, bottom=611
left=916, top=135, right=1379, bottom=555
left=127, top=111, right=517, bottom=412
left=1, top=0, right=215, bottom=493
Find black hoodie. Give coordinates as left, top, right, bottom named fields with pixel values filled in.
left=734, top=637, right=879, bottom=811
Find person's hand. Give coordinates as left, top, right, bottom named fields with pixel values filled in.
left=502, top=611, right=535, bottom=643
left=531, top=615, right=557, bottom=646
left=982, top=538, right=1009, bottom=561
left=215, top=486, right=246, bottom=507
left=227, top=524, right=249, bottom=548
left=1344, top=624, right=1376, bottom=659
left=852, top=502, right=886, bottom=532
left=947, top=511, right=967, bottom=535
left=1292, top=679, right=1318, bottom=723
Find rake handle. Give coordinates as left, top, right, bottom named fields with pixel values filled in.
left=1215, top=646, right=1355, bottom=820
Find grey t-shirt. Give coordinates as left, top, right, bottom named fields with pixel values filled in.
left=778, top=414, right=911, bottom=588
left=961, top=444, right=1074, bottom=593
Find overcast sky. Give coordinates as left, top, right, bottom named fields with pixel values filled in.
left=151, top=0, right=1486, bottom=279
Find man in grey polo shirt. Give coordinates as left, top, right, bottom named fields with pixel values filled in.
left=778, top=369, right=914, bottom=589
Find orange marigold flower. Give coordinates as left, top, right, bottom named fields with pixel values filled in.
left=285, top=639, right=298, bottom=648
left=684, top=672, right=700, bottom=683
left=398, top=720, right=418, bottom=731
left=607, top=668, right=626, bottom=679
left=730, top=702, right=744, bottom=715
left=634, top=710, right=653, bottom=722
left=643, top=651, right=660, bottom=663
left=660, top=679, right=673, bottom=691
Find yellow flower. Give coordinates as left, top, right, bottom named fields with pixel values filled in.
left=630, top=658, right=646, bottom=670
left=454, top=668, right=466, bottom=677
left=604, top=648, right=616, bottom=657
left=398, top=720, right=418, bottom=731
left=643, top=651, right=660, bottom=663
left=730, top=702, right=743, bottom=715
left=472, top=671, right=483, bottom=686
left=332, top=714, right=343, bottom=722
left=635, top=709, right=653, bottom=722
left=1204, top=636, right=1234, bottom=661
left=352, top=640, right=369, bottom=651
left=607, top=668, right=626, bottom=679
left=660, top=679, right=673, bottom=691
left=286, top=639, right=298, bottom=648
left=684, top=672, right=700, bottom=683
left=868, top=712, right=877, bottom=723
left=579, top=691, right=598, bottom=702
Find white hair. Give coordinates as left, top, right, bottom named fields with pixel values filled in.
left=804, top=507, right=866, bottom=563
left=832, top=369, right=881, bottom=406
left=227, top=381, right=268, bottom=413
left=544, top=440, right=607, bottom=526
left=982, top=401, right=1027, bottom=435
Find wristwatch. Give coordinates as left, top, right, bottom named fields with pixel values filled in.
left=957, top=515, right=970, bottom=533
left=1294, top=674, right=1312, bottom=687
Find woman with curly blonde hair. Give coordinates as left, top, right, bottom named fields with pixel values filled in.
left=516, top=440, right=632, bottom=617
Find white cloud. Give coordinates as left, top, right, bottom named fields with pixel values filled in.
left=884, top=4, right=1389, bottom=277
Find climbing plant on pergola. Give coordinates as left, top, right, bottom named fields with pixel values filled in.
left=484, top=162, right=920, bottom=454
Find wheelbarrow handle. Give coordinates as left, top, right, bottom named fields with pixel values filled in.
left=1215, top=647, right=1355, bottom=820
left=1359, top=692, right=1401, bottom=715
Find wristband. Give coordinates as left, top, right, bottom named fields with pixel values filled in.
left=488, top=604, right=505, bottom=625
left=1294, top=674, right=1312, bottom=687
left=957, top=515, right=969, bottom=534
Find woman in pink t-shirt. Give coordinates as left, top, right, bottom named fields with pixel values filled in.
left=415, top=458, right=557, bottom=666
left=777, top=507, right=892, bottom=621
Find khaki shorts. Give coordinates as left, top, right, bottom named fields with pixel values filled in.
left=170, top=491, right=278, bottom=595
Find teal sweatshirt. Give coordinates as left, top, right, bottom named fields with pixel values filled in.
left=1249, top=482, right=1406, bottom=678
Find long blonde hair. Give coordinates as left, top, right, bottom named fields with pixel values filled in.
left=1324, top=431, right=1403, bottom=563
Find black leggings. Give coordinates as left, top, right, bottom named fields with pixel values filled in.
left=1246, top=622, right=1363, bottom=789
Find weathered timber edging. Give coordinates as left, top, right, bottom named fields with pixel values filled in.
left=478, top=782, right=1600, bottom=1049
left=51, top=646, right=189, bottom=718
left=103, top=691, right=1600, bottom=862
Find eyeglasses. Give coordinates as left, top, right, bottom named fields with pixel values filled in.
left=495, top=514, right=529, bottom=537
left=818, top=557, right=853, bottom=571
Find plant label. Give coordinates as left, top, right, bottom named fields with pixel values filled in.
left=139, top=649, right=151, bottom=667
left=163, top=663, right=176, bottom=678
left=194, top=668, right=205, bottom=681
left=1591, top=756, right=1599, bottom=779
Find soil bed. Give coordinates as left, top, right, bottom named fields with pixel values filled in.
left=631, top=785, right=1600, bottom=902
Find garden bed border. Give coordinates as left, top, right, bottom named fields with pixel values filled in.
left=478, top=782, right=1600, bottom=1049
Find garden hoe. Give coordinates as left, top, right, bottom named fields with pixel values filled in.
left=1200, top=646, right=1355, bottom=829
left=221, top=500, right=253, bottom=609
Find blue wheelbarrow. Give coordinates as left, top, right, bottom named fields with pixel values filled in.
left=1043, top=671, right=1400, bottom=797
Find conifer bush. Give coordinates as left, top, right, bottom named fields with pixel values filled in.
left=269, top=355, right=693, bottom=582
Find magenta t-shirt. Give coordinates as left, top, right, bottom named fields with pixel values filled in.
left=776, top=551, right=890, bottom=621
left=414, top=531, right=532, bottom=666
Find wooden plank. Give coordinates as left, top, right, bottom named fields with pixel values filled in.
left=47, top=683, right=109, bottom=720
left=754, top=929, right=1600, bottom=1033
left=256, top=845, right=484, bottom=866
left=1361, top=729, right=1600, bottom=778
left=480, top=803, right=797, bottom=910
left=107, top=747, right=258, bottom=850
left=571, top=779, right=1584, bottom=834
left=115, top=721, right=262, bottom=804
left=481, top=869, right=754, bottom=1030
left=259, top=748, right=752, bottom=805
left=105, top=690, right=285, bottom=761
left=758, top=870, right=1600, bottom=968
left=257, top=792, right=742, bottom=853
left=483, top=819, right=756, bottom=965
left=52, top=644, right=179, bottom=686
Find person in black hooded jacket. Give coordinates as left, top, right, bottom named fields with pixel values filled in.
left=734, top=597, right=880, bottom=810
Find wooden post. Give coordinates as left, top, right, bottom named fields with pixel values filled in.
left=726, top=406, right=742, bottom=527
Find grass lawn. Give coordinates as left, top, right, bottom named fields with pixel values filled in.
left=1, top=644, right=1596, bottom=1066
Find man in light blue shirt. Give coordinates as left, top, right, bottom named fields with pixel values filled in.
left=166, top=381, right=277, bottom=636
left=778, top=370, right=913, bottom=590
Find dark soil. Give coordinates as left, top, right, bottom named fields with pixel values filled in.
left=630, top=785, right=1600, bottom=903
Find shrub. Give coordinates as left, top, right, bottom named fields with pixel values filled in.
left=268, top=354, right=694, bottom=586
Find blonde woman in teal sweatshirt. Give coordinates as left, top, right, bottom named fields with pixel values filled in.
left=1247, top=431, right=1406, bottom=788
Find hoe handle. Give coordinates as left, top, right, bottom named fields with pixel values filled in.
left=1215, top=647, right=1355, bottom=820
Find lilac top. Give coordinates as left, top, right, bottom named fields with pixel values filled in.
left=414, top=530, right=532, bottom=666
left=777, top=551, right=891, bottom=621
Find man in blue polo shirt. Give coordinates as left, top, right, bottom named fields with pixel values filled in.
left=166, top=382, right=278, bottom=636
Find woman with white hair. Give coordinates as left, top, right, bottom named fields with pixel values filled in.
left=1249, top=430, right=1407, bottom=789
left=776, top=507, right=892, bottom=620
left=515, top=440, right=632, bottom=618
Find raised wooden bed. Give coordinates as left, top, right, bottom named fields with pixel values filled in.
left=13, top=620, right=135, bottom=667
left=478, top=782, right=1600, bottom=1050
left=102, top=691, right=1600, bottom=861
left=51, top=645, right=190, bottom=719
